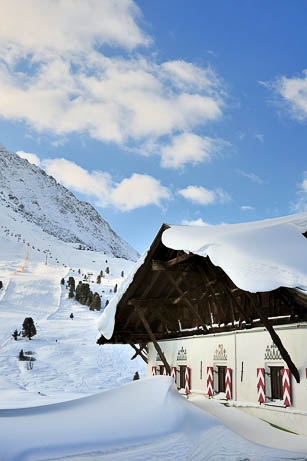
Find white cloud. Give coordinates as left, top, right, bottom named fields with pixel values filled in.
left=111, top=173, right=170, bottom=211
left=42, top=158, right=112, bottom=202
left=42, top=158, right=170, bottom=212
left=160, top=132, right=217, bottom=168
left=236, top=169, right=264, bottom=184
left=178, top=185, right=231, bottom=205
left=0, top=0, right=149, bottom=62
left=16, top=151, right=41, bottom=167
left=291, top=171, right=307, bottom=212
left=0, top=1, right=226, bottom=167
left=240, top=205, right=254, bottom=211
left=181, top=218, right=209, bottom=226
left=267, top=70, right=307, bottom=121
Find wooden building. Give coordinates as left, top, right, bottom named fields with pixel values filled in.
left=97, top=215, right=307, bottom=435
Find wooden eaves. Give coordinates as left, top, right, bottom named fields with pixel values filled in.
left=97, top=224, right=307, bottom=383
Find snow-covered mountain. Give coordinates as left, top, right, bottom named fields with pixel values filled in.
left=0, top=145, right=138, bottom=261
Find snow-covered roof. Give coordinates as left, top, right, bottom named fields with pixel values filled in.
left=97, top=212, right=307, bottom=340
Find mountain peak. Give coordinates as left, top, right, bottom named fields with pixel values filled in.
left=0, top=147, right=139, bottom=261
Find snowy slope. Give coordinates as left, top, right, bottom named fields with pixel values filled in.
left=0, top=145, right=138, bottom=260
left=0, top=206, right=145, bottom=409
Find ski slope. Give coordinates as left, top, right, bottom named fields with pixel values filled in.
left=0, top=211, right=145, bottom=410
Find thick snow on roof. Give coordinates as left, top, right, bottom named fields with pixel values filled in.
left=97, top=212, right=307, bottom=340
left=162, top=212, right=307, bottom=293
left=97, top=251, right=148, bottom=340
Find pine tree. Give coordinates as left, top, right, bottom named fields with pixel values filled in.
left=22, top=317, right=37, bottom=340
left=121, top=270, right=124, bottom=277
left=106, top=267, right=110, bottom=274
left=96, top=274, right=101, bottom=284
left=133, top=371, right=140, bottom=380
left=70, top=313, right=74, bottom=319
left=114, top=283, right=118, bottom=293
left=105, top=300, right=109, bottom=307
left=61, top=278, right=65, bottom=285
left=90, top=293, right=101, bottom=311
left=0, top=280, right=3, bottom=289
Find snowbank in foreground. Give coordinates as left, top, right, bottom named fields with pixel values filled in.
left=1, top=377, right=305, bottom=461
left=162, top=212, right=307, bottom=292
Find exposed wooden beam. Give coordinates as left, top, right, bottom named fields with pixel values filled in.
left=246, top=293, right=300, bottom=383
left=166, top=271, right=209, bottom=331
left=135, top=307, right=171, bottom=375
left=128, top=341, right=148, bottom=363
left=152, top=252, right=194, bottom=271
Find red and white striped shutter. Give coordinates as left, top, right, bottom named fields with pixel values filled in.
left=225, top=368, right=232, bottom=399
left=282, top=368, right=291, bottom=406
left=207, top=366, right=213, bottom=396
left=152, top=366, right=157, bottom=376
left=171, top=367, right=176, bottom=380
left=163, top=366, right=167, bottom=376
left=257, top=368, right=265, bottom=403
left=185, top=366, right=190, bottom=394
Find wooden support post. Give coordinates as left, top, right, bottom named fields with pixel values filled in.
left=136, top=307, right=171, bottom=375
left=247, top=293, right=300, bottom=383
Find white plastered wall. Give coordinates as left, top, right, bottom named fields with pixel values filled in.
left=147, top=323, right=307, bottom=435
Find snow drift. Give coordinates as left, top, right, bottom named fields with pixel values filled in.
left=0, top=377, right=304, bottom=460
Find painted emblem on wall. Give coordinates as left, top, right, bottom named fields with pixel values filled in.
left=213, top=344, right=227, bottom=361
left=264, top=343, right=282, bottom=360
left=177, top=346, right=187, bottom=361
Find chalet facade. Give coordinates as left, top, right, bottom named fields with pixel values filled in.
left=97, top=214, right=307, bottom=435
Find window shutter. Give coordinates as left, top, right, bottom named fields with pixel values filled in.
left=207, top=366, right=213, bottom=396
left=225, top=368, right=232, bottom=399
left=257, top=368, right=265, bottom=403
left=171, top=367, right=176, bottom=381
left=282, top=368, right=291, bottom=406
left=184, top=366, right=191, bottom=394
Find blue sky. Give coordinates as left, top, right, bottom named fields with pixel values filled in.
left=0, top=0, right=306, bottom=253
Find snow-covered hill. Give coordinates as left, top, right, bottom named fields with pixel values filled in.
left=0, top=145, right=138, bottom=260
left=0, top=194, right=145, bottom=409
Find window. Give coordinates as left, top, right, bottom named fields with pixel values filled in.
left=217, top=366, right=226, bottom=393
left=270, top=366, right=283, bottom=400
left=179, top=365, right=185, bottom=389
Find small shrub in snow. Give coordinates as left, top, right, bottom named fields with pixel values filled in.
left=133, top=371, right=140, bottom=380
left=22, top=317, right=37, bottom=340
left=105, top=300, right=109, bottom=307
left=12, top=329, right=20, bottom=341
left=0, top=280, right=3, bottom=289
left=60, top=278, right=65, bottom=285
left=114, top=284, right=118, bottom=293
left=19, top=349, right=26, bottom=361
left=121, top=270, right=124, bottom=277
left=96, top=274, right=101, bottom=284
left=70, top=313, right=74, bottom=319
left=106, top=267, right=110, bottom=274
